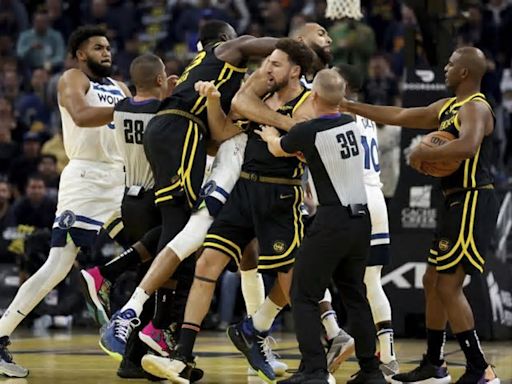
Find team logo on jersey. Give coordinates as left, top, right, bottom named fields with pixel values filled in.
left=200, top=180, right=216, bottom=197
left=273, top=240, right=287, bottom=254
left=438, top=238, right=451, bottom=252
left=58, top=210, right=76, bottom=230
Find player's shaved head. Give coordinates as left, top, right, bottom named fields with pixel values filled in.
left=454, top=47, right=487, bottom=80
left=130, top=53, right=165, bottom=90
left=289, top=22, right=332, bottom=68
left=312, top=68, right=346, bottom=107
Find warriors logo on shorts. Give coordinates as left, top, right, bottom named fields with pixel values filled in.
left=438, top=238, right=451, bottom=252
left=273, top=240, right=287, bottom=254
left=58, top=210, right=76, bottom=230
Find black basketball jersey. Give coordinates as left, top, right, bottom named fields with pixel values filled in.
left=114, top=98, right=162, bottom=189
left=159, top=43, right=247, bottom=137
left=242, top=89, right=311, bottom=179
left=437, top=92, right=494, bottom=190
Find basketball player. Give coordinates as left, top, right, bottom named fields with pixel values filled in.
left=99, top=20, right=279, bottom=358
left=257, top=68, right=386, bottom=384
left=342, top=47, right=500, bottom=384
left=0, top=26, right=129, bottom=378
left=139, top=39, right=314, bottom=384
left=99, top=23, right=331, bottom=377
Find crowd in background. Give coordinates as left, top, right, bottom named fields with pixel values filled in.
left=1, top=0, right=512, bottom=330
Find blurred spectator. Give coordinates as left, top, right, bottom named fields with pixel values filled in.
left=329, top=18, right=376, bottom=75
left=1, top=70, right=24, bottom=107
left=484, top=0, right=512, bottom=65
left=37, top=154, right=60, bottom=200
left=13, top=174, right=56, bottom=229
left=46, top=0, right=73, bottom=41
left=362, top=54, right=399, bottom=106
left=0, top=0, right=29, bottom=41
left=458, top=4, right=499, bottom=60
left=115, top=34, right=141, bottom=82
left=84, top=0, right=136, bottom=48
left=260, top=0, right=288, bottom=37
left=164, top=56, right=185, bottom=77
left=365, top=0, right=401, bottom=50
left=0, top=179, right=16, bottom=263
left=16, top=68, right=52, bottom=132
left=174, top=0, right=234, bottom=51
left=41, top=126, right=68, bottom=173
left=16, top=8, right=65, bottom=72
left=0, top=96, right=27, bottom=144
left=501, top=66, right=512, bottom=168
left=211, top=0, right=250, bottom=33
left=47, top=53, right=76, bottom=131
left=0, top=126, right=19, bottom=175
left=8, top=132, right=42, bottom=196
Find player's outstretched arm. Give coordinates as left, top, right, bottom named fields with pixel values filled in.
left=231, top=67, right=295, bottom=130
left=216, top=35, right=278, bottom=66
left=58, top=68, right=115, bottom=127
left=195, top=80, right=242, bottom=143
left=255, top=125, right=290, bottom=157
left=341, top=97, right=449, bottom=129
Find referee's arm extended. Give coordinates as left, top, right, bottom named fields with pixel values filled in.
left=256, top=123, right=306, bottom=157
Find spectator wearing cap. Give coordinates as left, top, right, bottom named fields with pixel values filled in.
left=16, top=8, right=65, bottom=72
left=8, top=132, right=41, bottom=197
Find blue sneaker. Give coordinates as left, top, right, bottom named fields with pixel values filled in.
left=99, top=309, right=140, bottom=361
left=227, top=318, right=276, bottom=384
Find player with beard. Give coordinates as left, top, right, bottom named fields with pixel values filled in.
left=140, top=38, right=314, bottom=384
left=0, top=26, right=129, bottom=378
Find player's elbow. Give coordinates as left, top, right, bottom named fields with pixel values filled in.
left=231, top=92, right=248, bottom=116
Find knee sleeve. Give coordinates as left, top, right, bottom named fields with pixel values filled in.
left=167, top=208, right=213, bottom=261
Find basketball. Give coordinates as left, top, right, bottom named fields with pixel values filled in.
left=419, top=131, right=462, bottom=177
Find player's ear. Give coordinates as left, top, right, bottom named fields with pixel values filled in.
left=291, top=64, right=301, bottom=79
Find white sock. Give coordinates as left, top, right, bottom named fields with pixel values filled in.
left=241, top=268, right=265, bottom=316
left=321, top=309, right=341, bottom=340
left=0, top=243, right=78, bottom=337
left=377, top=328, right=396, bottom=363
left=252, top=297, right=282, bottom=332
left=121, top=287, right=150, bottom=317
left=364, top=265, right=395, bottom=363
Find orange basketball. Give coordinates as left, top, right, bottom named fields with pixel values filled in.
left=419, top=131, right=462, bottom=177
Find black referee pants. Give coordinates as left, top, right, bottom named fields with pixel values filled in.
left=291, top=205, right=379, bottom=373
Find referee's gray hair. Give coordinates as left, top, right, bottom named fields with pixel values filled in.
left=130, top=53, right=164, bottom=90
left=312, top=68, right=346, bottom=107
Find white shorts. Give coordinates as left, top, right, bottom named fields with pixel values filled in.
left=51, top=159, right=124, bottom=247
left=366, top=184, right=390, bottom=247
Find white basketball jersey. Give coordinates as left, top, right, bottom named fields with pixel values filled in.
left=59, top=77, right=125, bottom=165
left=355, top=115, right=382, bottom=187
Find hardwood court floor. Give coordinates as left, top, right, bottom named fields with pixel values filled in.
left=2, top=330, right=511, bottom=383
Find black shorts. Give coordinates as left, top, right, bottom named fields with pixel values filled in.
left=204, top=178, right=304, bottom=272
left=428, top=189, right=499, bottom=275
left=143, top=113, right=206, bottom=209
left=121, top=188, right=161, bottom=244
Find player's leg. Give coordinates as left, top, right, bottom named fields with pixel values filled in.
left=140, top=247, right=232, bottom=382
left=240, top=239, right=265, bottom=316
left=0, top=241, right=78, bottom=377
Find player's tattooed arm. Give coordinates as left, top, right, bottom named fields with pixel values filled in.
left=58, top=68, right=114, bottom=127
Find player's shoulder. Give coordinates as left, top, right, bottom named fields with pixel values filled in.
left=115, top=97, right=161, bottom=114
left=58, top=68, right=89, bottom=87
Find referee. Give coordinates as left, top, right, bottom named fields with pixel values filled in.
left=257, top=68, right=385, bottom=384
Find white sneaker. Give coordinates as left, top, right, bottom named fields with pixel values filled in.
left=141, top=354, right=190, bottom=384
left=247, top=336, right=288, bottom=376
left=380, top=359, right=400, bottom=383
left=328, top=373, right=336, bottom=383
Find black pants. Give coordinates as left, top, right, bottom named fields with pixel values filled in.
left=291, top=205, right=379, bottom=373
left=121, top=188, right=161, bottom=244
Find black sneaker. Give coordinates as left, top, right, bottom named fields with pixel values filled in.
left=278, top=369, right=330, bottom=383
left=347, top=369, right=387, bottom=383
left=141, top=351, right=195, bottom=383
left=117, top=357, right=161, bottom=381
left=390, top=355, right=451, bottom=384
left=0, top=336, right=29, bottom=378
left=455, top=364, right=500, bottom=384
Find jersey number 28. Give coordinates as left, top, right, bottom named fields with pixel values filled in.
left=124, top=119, right=144, bottom=144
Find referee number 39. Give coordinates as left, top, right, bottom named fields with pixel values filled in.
left=336, top=130, right=359, bottom=159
